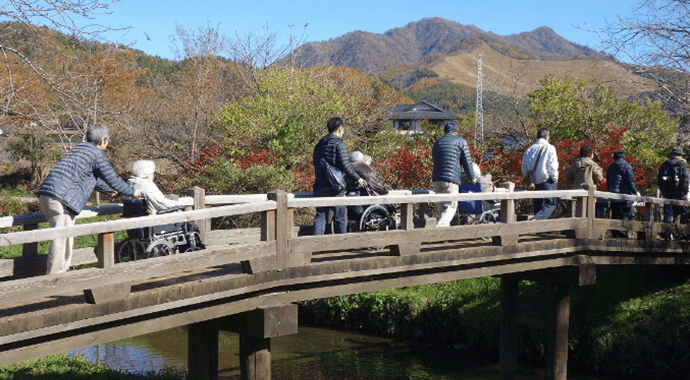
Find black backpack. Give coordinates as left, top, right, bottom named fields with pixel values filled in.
left=659, top=160, right=681, bottom=193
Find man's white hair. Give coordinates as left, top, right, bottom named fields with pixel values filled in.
left=131, top=160, right=156, bottom=179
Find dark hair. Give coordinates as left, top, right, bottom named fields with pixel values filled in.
left=327, top=117, right=344, bottom=133
left=579, top=145, right=592, bottom=158
left=613, top=150, right=626, bottom=160
left=537, top=128, right=550, bottom=140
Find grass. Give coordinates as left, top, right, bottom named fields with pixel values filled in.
left=0, top=354, right=185, bottom=380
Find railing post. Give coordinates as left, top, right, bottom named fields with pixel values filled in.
left=493, top=199, right=517, bottom=246
left=641, top=200, right=658, bottom=241
left=187, top=186, right=209, bottom=242
left=390, top=202, right=420, bottom=256
left=22, top=223, right=38, bottom=256
left=84, top=232, right=131, bottom=304
left=269, top=191, right=289, bottom=269
left=575, top=184, right=594, bottom=239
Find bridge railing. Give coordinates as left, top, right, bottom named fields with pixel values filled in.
left=0, top=187, right=689, bottom=306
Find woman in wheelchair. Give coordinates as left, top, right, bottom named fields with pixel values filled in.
left=117, top=160, right=204, bottom=262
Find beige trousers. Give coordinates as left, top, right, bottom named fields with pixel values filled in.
left=433, top=181, right=459, bottom=228
left=39, top=195, right=76, bottom=274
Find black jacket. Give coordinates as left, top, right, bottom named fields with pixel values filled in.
left=432, top=132, right=474, bottom=185
left=313, top=133, right=360, bottom=192
left=606, top=158, right=638, bottom=196
left=658, top=157, right=690, bottom=199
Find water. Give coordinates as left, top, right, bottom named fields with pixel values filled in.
left=69, top=326, right=619, bottom=380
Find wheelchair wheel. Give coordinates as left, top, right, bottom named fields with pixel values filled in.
left=183, top=231, right=205, bottom=253
left=117, top=239, right=145, bottom=263
left=359, top=205, right=393, bottom=232
left=145, top=240, right=176, bottom=258
left=478, top=211, right=499, bottom=241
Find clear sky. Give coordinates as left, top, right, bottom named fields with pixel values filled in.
left=87, top=0, right=636, bottom=60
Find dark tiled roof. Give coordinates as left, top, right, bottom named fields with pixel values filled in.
left=387, top=100, right=459, bottom=121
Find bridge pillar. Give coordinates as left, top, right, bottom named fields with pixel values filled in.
left=499, top=277, right=519, bottom=380
left=547, top=283, right=570, bottom=380
left=189, top=304, right=298, bottom=380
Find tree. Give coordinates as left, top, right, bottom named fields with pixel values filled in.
left=597, top=0, right=690, bottom=144
left=529, top=76, right=677, bottom=172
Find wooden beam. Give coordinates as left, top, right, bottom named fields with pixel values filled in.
left=546, top=283, right=570, bottom=380
left=500, top=277, right=518, bottom=380
left=188, top=322, right=219, bottom=380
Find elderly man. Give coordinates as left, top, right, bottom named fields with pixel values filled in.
left=432, top=121, right=476, bottom=227
left=38, top=123, right=140, bottom=274
left=521, top=128, right=559, bottom=220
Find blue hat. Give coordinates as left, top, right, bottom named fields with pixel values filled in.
left=444, top=122, right=458, bottom=132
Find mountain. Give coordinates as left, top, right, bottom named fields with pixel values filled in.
left=288, top=17, right=605, bottom=75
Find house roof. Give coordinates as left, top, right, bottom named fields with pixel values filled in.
left=387, top=100, right=459, bottom=121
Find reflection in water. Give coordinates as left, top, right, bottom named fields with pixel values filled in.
left=69, top=326, right=619, bottom=380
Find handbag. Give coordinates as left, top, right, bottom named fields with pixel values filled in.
left=320, top=157, right=347, bottom=193
left=523, top=146, right=545, bottom=190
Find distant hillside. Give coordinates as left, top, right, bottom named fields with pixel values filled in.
left=430, top=42, right=660, bottom=99
left=287, top=17, right=605, bottom=75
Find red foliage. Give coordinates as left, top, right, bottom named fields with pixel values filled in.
left=378, top=142, right=433, bottom=190
left=235, top=148, right=273, bottom=169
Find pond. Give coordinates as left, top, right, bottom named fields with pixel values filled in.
left=69, top=326, right=621, bottom=380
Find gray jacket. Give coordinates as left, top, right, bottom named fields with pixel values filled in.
left=38, top=142, right=136, bottom=214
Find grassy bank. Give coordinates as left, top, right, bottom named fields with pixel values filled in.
left=0, top=354, right=185, bottom=379
left=299, top=266, right=690, bottom=379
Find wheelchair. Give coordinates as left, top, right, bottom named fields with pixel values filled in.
left=116, top=197, right=205, bottom=263
left=455, top=182, right=501, bottom=241
left=328, top=184, right=399, bottom=235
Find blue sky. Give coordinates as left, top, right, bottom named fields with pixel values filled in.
left=87, top=0, right=635, bottom=60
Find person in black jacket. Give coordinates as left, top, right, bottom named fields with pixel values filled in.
left=38, top=123, right=140, bottom=274
left=432, top=121, right=476, bottom=227
left=312, top=117, right=364, bottom=235
left=606, top=150, right=639, bottom=238
left=658, top=146, right=690, bottom=240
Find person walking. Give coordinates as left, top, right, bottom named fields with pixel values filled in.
left=658, top=146, right=690, bottom=240
left=312, top=117, right=364, bottom=235
left=432, top=121, right=476, bottom=227
left=38, top=123, right=140, bottom=274
left=565, top=145, right=603, bottom=190
left=521, top=128, right=559, bottom=220
left=606, top=150, right=639, bottom=238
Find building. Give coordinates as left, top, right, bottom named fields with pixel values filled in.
left=387, top=100, right=460, bottom=134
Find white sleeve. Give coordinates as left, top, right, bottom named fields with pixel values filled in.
left=140, top=179, right=183, bottom=212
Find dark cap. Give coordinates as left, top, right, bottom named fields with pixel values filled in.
left=670, top=146, right=685, bottom=156
left=443, top=122, right=458, bottom=132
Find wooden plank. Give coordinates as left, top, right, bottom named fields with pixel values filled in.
left=0, top=241, right=276, bottom=305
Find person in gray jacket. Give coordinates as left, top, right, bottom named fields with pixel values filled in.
left=432, top=121, right=476, bottom=227
left=38, top=123, right=140, bottom=274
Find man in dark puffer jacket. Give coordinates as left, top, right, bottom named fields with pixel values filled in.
left=606, top=150, right=639, bottom=238
left=432, top=121, right=476, bottom=227
left=312, top=117, right=364, bottom=235
left=38, top=123, right=140, bottom=274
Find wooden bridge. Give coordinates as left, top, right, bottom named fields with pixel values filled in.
left=1, top=186, right=689, bottom=380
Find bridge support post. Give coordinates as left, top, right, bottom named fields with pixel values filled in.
left=192, top=304, right=298, bottom=380
left=547, top=283, right=570, bottom=380
left=391, top=202, right=420, bottom=256
left=499, top=277, right=518, bottom=380
left=188, top=322, right=219, bottom=380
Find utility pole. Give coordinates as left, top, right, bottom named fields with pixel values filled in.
left=475, top=53, right=484, bottom=148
